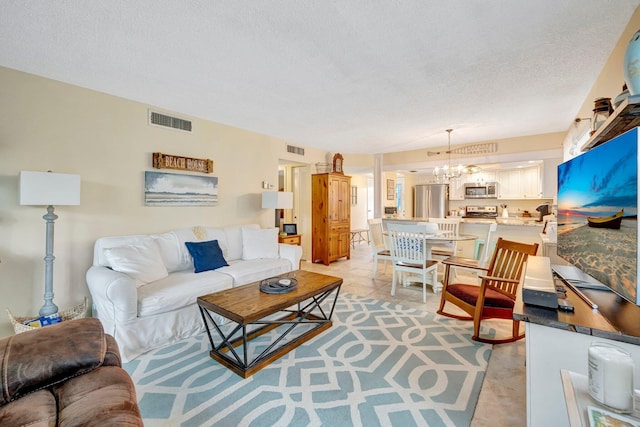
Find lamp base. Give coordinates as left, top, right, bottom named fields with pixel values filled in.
left=39, top=301, right=59, bottom=317
left=40, top=205, right=59, bottom=316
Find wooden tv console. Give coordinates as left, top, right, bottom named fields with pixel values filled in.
left=514, top=260, right=640, bottom=427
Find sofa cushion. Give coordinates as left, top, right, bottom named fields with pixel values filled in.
left=204, top=227, right=230, bottom=259
left=218, top=258, right=293, bottom=286
left=171, top=228, right=202, bottom=271
left=54, top=366, right=142, bottom=427
left=137, top=269, right=233, bottom=317
left=0, top=389, right=56, bottom=427
left=185, top=240, right=229, bottom=273
left=151, top=231, right=185, bottom=273
left=241, top=227, right=279, bottom=260
left=103, top=239, right=168, bottom=285
left=0, top=318, right=106, bottom=406
left=224, top=224, right=258, bottom=261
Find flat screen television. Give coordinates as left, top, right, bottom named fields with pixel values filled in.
left=557, top=127, right=639, bottom=304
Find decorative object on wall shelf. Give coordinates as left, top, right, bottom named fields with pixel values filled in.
left=144, top=171, right=218, bottom=206
left=624, top=29, right=640, bottom=95
left=614, top=83, right=630, bottom=109
left=19, top=171, right=81, bottom=316
left=332, top=153, right=344, bottom=174
left=590, top=98, right=613, bottom=136
left=583, top=94, right=640, bottom=151
left=152, top=152, right=213, bottom=174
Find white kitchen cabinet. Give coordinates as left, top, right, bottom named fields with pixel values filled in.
left=497, top=166, right=542, bottom=199
left=448, top=178, right=466, bottom=200
left=497, top=169, right=520, bottom=199
left=521, top=166, right=542, bottom=198
left=466, top=171, right=497, bottom=184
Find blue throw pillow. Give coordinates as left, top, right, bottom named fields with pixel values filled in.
left=185, top=240, right=229, bottom=273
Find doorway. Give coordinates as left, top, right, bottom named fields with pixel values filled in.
left=280, top=163, right=311, bottom=261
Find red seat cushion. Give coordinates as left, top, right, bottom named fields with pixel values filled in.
left=447, top=283, right=514, bottom=309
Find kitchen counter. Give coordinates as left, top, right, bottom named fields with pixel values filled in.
left=383, top=216, right=544, bottom=227
left=461, top=217, right=544, bottom=227
left=381, top=217, right=429, bottom=222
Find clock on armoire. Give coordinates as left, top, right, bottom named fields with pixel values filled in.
left=311, top=173, right=351, bottom=265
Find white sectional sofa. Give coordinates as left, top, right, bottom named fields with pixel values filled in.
left=86, top=224, right=302, bottom=362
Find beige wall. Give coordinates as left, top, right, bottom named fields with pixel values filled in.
left=349, top=174, right=369, bottom=230
left=0, top=66, right=328, bottom=337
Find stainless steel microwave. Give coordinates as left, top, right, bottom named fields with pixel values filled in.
left=464, top=182, right=498, bottom=199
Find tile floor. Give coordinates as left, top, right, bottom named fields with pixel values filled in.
left=301, top=242, right=526, bottom=427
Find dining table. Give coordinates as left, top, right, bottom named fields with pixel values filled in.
left=384, top=228, right=478, bottom=292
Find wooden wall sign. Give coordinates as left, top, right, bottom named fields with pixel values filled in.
left=152, top=152, right=213, bottom=174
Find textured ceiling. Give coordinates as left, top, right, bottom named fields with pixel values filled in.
left=0, top=1, right=638, bottom=154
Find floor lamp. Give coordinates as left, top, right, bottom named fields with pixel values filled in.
left=20, top=171, right=81, bottom=316
left=261, top=191, right=293, bottom=231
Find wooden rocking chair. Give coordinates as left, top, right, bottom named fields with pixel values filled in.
left=436, top=237, right=539, bottom=344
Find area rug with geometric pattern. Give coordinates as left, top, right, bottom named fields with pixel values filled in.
left=123, top=294, right=492, bottom=427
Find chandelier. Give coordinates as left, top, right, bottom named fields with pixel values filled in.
left=433, top=129, right=466, bottom=182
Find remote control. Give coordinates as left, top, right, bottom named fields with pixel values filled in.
left=558, top=300, right=574, bottom=312
left=278, top=279, right=291, bottom=287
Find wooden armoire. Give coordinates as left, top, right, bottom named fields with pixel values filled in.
left=311, top=173, right=351, bottom=265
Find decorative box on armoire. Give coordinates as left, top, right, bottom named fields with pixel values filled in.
left=312, top=173, right=351, bottom=265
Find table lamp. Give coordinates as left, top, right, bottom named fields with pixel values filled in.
left=20, top=171, right=81, bottom=316
left=261, top=191, right=293, bottom=231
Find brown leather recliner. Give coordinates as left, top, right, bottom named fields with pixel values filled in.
left=0, top=317, right=143, bottom=426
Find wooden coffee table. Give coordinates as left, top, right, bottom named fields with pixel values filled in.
left=197, top=270, right=342, bottom=378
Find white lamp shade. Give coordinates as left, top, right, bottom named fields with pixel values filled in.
left=261, top=191, right=293, bottom=209
left=20, top=171, right=81, bottom=206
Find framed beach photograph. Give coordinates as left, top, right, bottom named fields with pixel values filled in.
left=144, top=171, right=218, bottom=206
left=387, top=179, right=395, bottom=200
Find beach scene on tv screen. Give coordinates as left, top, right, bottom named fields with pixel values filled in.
left=557, top=130, right=638, bottom=303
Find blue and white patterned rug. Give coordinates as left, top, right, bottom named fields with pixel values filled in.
left=123, top=294, right=492, bottom=426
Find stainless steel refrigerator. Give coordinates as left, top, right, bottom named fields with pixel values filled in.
left=413, top=184, right=449, bottom=219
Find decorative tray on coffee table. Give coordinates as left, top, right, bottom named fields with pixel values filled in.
left=259, top=276, right=298, bottom=294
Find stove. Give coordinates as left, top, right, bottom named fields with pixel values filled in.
left=463, top=205, right=498, bottom=218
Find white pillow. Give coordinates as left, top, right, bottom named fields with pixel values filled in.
left=241, top=227, right=279, bottom=260
left=103, top=241, right=169, bottom=285
left=151, top=232, right=183, bottom=272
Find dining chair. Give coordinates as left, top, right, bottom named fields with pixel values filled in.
left=387, top=223, right=439, bottom=303
left=427, top=217, right=462, bottom=281
left=368, top=218, right=392, bottom=277
left=450, top=222, right=499, bottom=283
left=436, top=237, right=539, bottom=343
left=427, top=217, right=462, bottom=258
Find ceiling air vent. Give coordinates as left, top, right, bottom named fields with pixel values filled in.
left=287, top=144, right=305, bottom=156
left=149, top=110, right=192, bottom=132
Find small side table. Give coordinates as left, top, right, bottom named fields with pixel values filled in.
left=279, top=234, right=302, bottom=246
